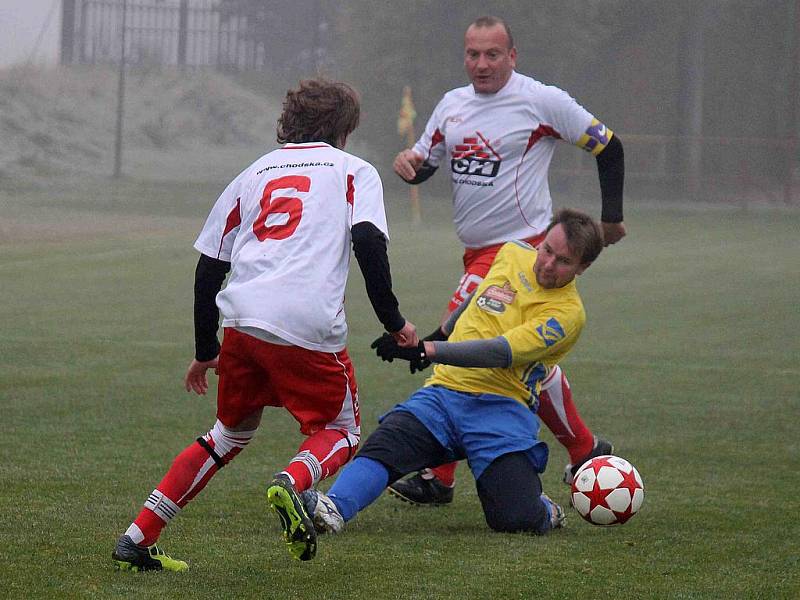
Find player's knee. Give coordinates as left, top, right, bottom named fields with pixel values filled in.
left=484, top=506, right=547, bottom=534
left=199, top=420, right=256, bottom=466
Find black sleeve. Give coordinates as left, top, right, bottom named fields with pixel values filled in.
left=194, top=254, right=230, bottom=361
left=595, top=134, right=625, bottom=223
left=351, top=222, right=406, bottom=333
left=407, top=161, right=438, bottom=185
left=442, top=290, right=475, bottom=335
left=423, top=326, right=448, bottom=341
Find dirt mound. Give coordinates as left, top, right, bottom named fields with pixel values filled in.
left=0, top=65, right=281, bottom=182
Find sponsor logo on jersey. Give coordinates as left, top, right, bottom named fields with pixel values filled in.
left=476, top=281, right=516, bottom=314
left=451, top=177, right=494, bottom=187
left=450, top=135, right=500, bottom=178
left=257, top=161, right=334, bottom=175
left=535, top=318, right=566, bottom=347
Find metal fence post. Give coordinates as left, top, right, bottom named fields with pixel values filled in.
left=178, top=0, right=189, bottom=69
left=61, top=0, right=77, bottom=64
left=786, top=0, right=799, bottom=204
left=113, top=0, right=128, bottom=179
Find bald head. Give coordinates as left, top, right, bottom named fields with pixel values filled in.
left=468, top=16, right=514, bottom=49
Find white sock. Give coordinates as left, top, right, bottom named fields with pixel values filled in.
left=124, top=523, right=145, bottom=545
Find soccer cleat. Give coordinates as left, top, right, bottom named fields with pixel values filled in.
left=540, top=493, right=566, bottom=531
left=386, top=472, right=454, bottom=506
left=300, top=489, right=345, bottom=535
left=266, top=474, right=317, bottom=561
left=562, top=437, right=614, bottom=486
left=111, top=534, right=189, bottom=572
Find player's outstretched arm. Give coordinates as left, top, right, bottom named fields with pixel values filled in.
left=371, top=333, right=511, bottom=373
left=184, top=357, right=219, bottom=395
left=595, top=135, right=626, bottom=246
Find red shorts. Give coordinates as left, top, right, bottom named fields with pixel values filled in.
left=447, top=232, right=547, bottom=312
left=216, top=328, right=359, bottom=436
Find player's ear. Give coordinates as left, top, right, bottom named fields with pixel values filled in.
left=575, top=262, right=591, bottom=276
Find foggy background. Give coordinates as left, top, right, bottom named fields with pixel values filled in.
left=1, top=8, right=798, bottom=594
left=0, top=1, right=59, bottom=66
left=0, top=0, right=798, bottom=206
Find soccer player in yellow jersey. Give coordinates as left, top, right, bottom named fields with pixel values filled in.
left=390, top=15, right=622, bottom=505
left=299, top=209, right=604, bottom=537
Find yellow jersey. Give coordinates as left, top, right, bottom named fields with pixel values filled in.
left=427, top=241, right=586, bottom=407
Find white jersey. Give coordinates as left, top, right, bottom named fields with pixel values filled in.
left=413, top=71, right=613, bottom=248
left=194, top=142, right=388, bottom=352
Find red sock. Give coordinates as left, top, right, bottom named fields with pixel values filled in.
left=537, top=369, right=594, bottom=463
left=428, top=462, right=457, bottom=487
left=284, top=429, right=359, bottom=492
left=132, top=508, right=166, bottom=547
left=131, top=421, right=253, bottom=546
left=133, top=440, right=221, bottom=546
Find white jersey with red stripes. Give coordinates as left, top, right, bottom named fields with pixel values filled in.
left=194, top=142, right=388, bottom=352
left=413, top=70, right=612, bottom=248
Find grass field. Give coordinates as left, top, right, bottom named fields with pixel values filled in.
left=1, top=175, right=799, bottom=599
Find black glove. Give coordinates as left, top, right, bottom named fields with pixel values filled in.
left=402, top=327, right=445, bottom=373
left=370, top=333, right=429, bottom=373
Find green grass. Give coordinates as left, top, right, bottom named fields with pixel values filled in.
left=1, top=178, right=798, bottom=599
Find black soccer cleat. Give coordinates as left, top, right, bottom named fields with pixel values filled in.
left=112, top=534, right=189, bottom=572
left=387, top=472, right=454, bottom=506
left=563, top=437, right=615, bottom=485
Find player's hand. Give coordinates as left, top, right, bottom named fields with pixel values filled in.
left=601, top=221, right=627, bottom=246
left=184, top=357, right=219, bottom=395
left=393, top=149, right=424, bottom=182
left=370, top=334, right=428, bottom=373
left=410, top=327, right=447, bottom=373
left=392, top=320, right=419, bottom=347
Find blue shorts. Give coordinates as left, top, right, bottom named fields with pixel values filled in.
left=382, top=385, right=549, bottom=480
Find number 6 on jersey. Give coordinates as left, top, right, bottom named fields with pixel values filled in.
left=253, top=175, right=309, bottom=241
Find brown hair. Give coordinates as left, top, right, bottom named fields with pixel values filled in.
left=469, top=16, right=514, bottom=49
left=276, top=79, right=360, bottom=147
left=547, top=208, right=605, bottom=266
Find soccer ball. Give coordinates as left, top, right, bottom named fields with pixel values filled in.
left=570, top=455, right=644, bottom=526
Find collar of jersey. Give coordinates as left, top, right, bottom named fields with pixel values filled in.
left=281, top=142, right=332, bottom=150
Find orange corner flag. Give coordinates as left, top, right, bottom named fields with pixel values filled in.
left=397, top=85, right=421, bottom=223
left=397, top=85, right=417, bottom=137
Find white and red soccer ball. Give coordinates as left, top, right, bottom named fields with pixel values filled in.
left=570, top=455, right=644, bottom=526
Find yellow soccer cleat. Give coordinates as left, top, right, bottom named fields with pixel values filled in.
left=267, top=475, right=317, bottom=561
